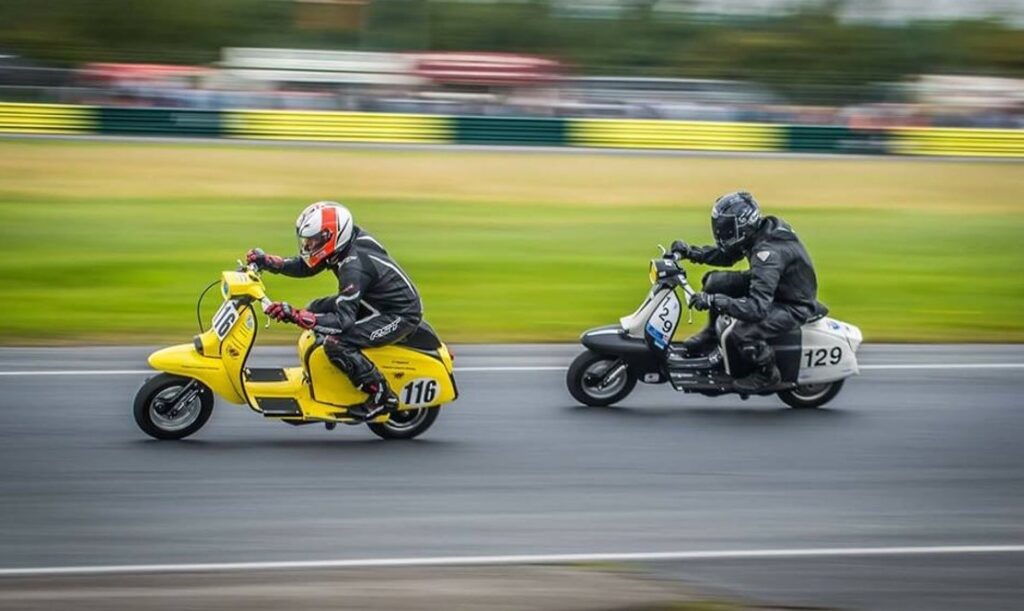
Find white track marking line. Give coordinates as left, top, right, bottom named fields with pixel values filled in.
left=1, top=363, right=1024, bottom=376
left=1, top=545, right=1022, bottom=577
left=860, top=363, right=1024, bottom=370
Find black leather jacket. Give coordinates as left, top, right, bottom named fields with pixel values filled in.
left=272, top=227, right=423, bottom=331
left=688, top=216, right=820, bottom=323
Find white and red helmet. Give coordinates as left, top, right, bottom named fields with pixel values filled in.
left=295, top=201, right=354, bottom=267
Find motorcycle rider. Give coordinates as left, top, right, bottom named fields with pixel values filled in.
left=247, top=201, right=422, bottom=420
left=671, top=191, right=822, bottom=393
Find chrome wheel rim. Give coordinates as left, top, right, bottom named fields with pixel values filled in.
left=581, top=360, right=626, bottom=400
left=150, top=386, right=202, bottom=432
left=384, top=408, right=430, bottom=432
left=791, top=383, right=832, bottom=402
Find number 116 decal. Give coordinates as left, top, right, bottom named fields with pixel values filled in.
left=401, top=378, right=439, bottom=406
left=804, top=347, right=842, bottom=368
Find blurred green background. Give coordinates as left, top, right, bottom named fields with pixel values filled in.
left=1, top=139, right=1022, bottom=344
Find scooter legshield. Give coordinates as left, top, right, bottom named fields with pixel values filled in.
left=147, top=343, right=245, bottom=404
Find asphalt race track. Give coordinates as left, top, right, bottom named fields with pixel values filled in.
left=1, top=344, right=1023, bottom=610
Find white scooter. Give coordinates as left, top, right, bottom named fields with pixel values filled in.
left=567, top=249, right=862, bottom=409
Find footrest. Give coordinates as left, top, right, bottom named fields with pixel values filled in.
left=245, top=368, right=288, bottom=382
left=255, top=397, right=302, bottom=417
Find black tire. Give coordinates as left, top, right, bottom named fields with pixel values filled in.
left=367, top=407, right=440, bottom=440
left=134, top=373, right=214, bottom=440
left=778, top=379, right=844, bottom=409
left=567, top=350, right=637, bottom=407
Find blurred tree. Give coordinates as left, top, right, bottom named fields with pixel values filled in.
left=0, top=0, right=1021, bottom=103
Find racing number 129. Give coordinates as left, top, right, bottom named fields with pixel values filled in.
left=804, top=347, right=842, bottom=368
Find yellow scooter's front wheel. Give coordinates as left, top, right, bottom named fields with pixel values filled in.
left=367, top=407, right=440, bottom=440
left=134, top=373, right=214, bottom=440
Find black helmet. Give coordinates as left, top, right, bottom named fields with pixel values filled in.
left=711, top=191, right=761, bottom=252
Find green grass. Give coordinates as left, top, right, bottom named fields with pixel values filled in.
left=1, top=139, right=1022, bottom=344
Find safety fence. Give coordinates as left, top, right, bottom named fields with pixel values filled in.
left=2, top=103, right=1022, bottom=158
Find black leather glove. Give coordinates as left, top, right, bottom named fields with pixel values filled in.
left=670, top=240, right=695, bottom=261
left=246, top=248, right=284, bottom=272
left=689, top=292, right=717, bottom=312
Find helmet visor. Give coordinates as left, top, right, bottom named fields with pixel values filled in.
left=298, top=232, right=329, bottom=259
left=712, top=214, right=740, bottom=247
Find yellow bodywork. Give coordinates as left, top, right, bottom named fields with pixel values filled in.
left=148, top=268, right=456, bottom=423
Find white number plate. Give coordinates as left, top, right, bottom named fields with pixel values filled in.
left=210, top=300, right=239, bottom=340
left=401, top=378, right=439, bottom=406
left=645, top=291, right=680, bottom=350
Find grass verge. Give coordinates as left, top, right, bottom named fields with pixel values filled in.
left=1, top=139, right=1022, bottom=344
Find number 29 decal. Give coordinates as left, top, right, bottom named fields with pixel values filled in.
left=803, top=346, right=843, bottom=368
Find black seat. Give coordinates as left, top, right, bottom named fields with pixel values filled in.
left=398, top=321, right=443, bottom=351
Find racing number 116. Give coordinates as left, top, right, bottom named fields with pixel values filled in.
left=804, top=347, right=842, bottom=368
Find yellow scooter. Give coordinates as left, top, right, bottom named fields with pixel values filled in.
left=133, top=262, right=457, bottom=441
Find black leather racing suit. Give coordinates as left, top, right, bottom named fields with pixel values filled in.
left=689, top=216, right=822, bottom=370
left=273, top=227, right=423, bottom=387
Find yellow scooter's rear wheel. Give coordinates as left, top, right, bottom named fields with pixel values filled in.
left=367, top=407, right=439, bottom=440
left=134, top=373, right=214, bottom=440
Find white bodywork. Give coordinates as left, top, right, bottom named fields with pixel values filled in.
left=620, top=285, right=862, bottom=384
left=797, top=317, right=862, bottom=383
left=620, top=286, right=671, bottom=339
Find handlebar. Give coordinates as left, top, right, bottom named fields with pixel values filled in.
left=656, top=246, right=695, bottom=301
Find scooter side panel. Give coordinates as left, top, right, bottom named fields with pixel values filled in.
left=798, top=318, right=860, bottom=383
left=304, top=343, right=457, bottom=410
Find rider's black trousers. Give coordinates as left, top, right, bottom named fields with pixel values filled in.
left=322, top=314, right=418, bottom=388
left=702, top=271, right=803, bottom=369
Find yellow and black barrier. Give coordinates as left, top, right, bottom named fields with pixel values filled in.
left=890, top=127, right=1024, bottom=158
left=570, top=119, right=784, bottom=152
left=1, top=103, right=1022, bottom=158
left=0, top=103, right=96, bottom=135
left=225, top=110, right=451, bottom=144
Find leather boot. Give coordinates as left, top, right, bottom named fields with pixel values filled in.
left=347, top=376, right=399, bottom=421
left=733, top=362, right=782, bottom=393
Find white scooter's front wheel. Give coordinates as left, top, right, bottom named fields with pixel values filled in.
left=567, top=350, right=637, bottom=407
left=777, top=380, right=844, bottom=409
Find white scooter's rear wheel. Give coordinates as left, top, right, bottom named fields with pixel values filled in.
left=778, top=380, right=844, bottom=409
left=567, top=350, right=637, bottom=407
left=368, top=407, right=440, bottom=440
left=134, top=373, right=214, bottom=440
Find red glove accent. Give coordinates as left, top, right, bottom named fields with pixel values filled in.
left=246, top=249, right=284, bottom=271
left=264, top=301, right=290, bottom=322
left=263, top=302, right=316, bottom=329
left=292, top=308, right=317, bottom=329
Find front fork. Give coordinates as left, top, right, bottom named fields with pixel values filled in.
left=586, top=359, right=628, bottom=391
left=154, top=379, right=201, bottom=419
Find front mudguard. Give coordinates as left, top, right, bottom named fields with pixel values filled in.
left=580, top=326, right=661, bottom=377
left=147, top=343, right=245, bottom=404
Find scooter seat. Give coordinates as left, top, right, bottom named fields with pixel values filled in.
left=397, top=321, right=443, bottom=351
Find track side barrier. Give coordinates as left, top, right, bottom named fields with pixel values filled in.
left=1, top=103, right=1022, bottom=158
left=225, top=110, right=451, bottom=143
left=890, top=127, right=1024, bottom=158
left=0, top=103, right=96, bottom=134
left=569, top=119, right=784, bottom=152
left=97, top=108, right=224, bottom=137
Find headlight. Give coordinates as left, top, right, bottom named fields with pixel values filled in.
left=221, top=281, right=229, bottom=297
left=648, top=262, right=658, bottom=285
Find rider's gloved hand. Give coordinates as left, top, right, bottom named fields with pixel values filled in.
left=264, top=302, right=317, bottom=329
left=670, top=240, right=694, bottom=261
left=689, top=292, right=718, bottom=312
left=246, top=248, right=284, bottom=272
